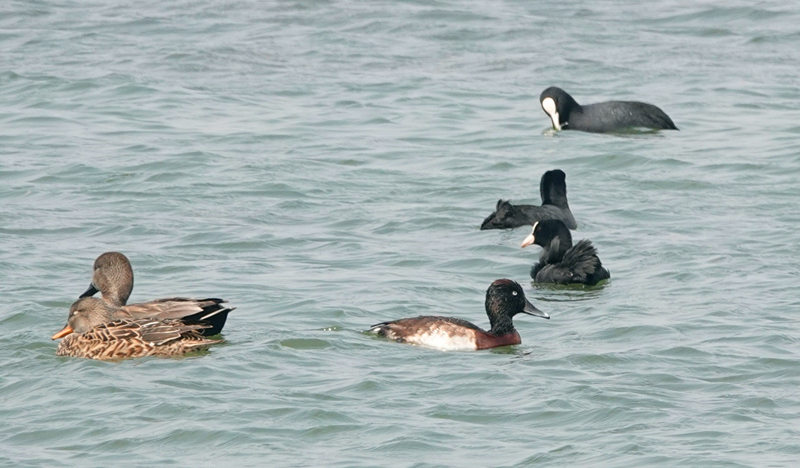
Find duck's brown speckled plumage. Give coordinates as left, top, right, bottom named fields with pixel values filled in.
left=53, top=297, right=224, bottom=360
left=56, top=318, right=222, bottom=360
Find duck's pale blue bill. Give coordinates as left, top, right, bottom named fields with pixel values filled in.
left=522, top=299, right=549, bottom=319
left=79, top=283, right=98, bottom=298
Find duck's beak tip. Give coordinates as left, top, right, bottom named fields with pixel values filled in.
left=51, top=325, right=74, bottom=340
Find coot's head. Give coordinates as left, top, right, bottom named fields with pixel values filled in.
left=52, top=297, right=116, bottom=339
left=485, top=279, right=549, bottom=323
left=540, top=87, right=579, bottom=131
left=80, top=252, right=134, bottom=306
left=480, top=199, right=519, bottom=230
left=520, top=220, right=573, bottom=249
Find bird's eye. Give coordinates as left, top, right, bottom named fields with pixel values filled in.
left=512, top=291, right=518, bottom=296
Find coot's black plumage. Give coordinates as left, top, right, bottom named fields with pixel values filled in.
left=540, top=87, right=677, bottom=133
left=521, top=220, right=610, bottom=286
left=480, top=169, right=577, bottom=230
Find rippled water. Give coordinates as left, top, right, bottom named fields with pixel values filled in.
left=2, top=1, right=800, bottom=466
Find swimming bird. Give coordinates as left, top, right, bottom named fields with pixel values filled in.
left=480, top=169, right=577, bottom=230
left=52, top=297, right=223, bottom=360
left=81, top=252, right=133, bottom=307
left=368, top=279, right=549, bottom=351
left=521, top=220, right=610, bottom=285
left=79, top=252, right=233, bottom=335
left=540, top=86, right=677, bottom=133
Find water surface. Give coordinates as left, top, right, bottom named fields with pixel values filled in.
left=1, top=1, right=800, bottom=466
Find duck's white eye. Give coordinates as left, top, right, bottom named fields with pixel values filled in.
left=512, top=291, right=518, bottom=296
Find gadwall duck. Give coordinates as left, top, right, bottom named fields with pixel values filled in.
left=480, top=170, right=577, bottom=230
left=52, top=297, right=222, bottom=360
left=79, top=252, right=233, bottom=335
left=521, top=220, right=610, bottom=286
left=368, top=279, right=549, bottom=351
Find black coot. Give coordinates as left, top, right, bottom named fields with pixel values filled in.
left=540, top=86, right=677, bottom=133
left=480, top=169, right=577, bottom=230
left=521, top=219, right=609, bottom=286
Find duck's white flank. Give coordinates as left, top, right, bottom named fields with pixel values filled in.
left=401, top=328, right=478, bottom=351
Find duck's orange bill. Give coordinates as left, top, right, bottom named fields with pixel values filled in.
left=51, top=325, right=74, bottom=340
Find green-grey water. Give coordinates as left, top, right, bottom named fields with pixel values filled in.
left=2, top=1, right=800, bottom=466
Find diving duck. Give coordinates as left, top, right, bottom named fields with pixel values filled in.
left=369, top=279, right=549, bottom=351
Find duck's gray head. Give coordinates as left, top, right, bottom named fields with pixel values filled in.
left=80, top=252, right=134, bottom=306
left=52, top=297, right=116, bottom=339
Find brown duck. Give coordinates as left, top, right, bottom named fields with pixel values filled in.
left=79, top=252, right=233, bottom=335
left=369, top=279, right=549, bottom=351
left=52, top=297, right=222, bottom=360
